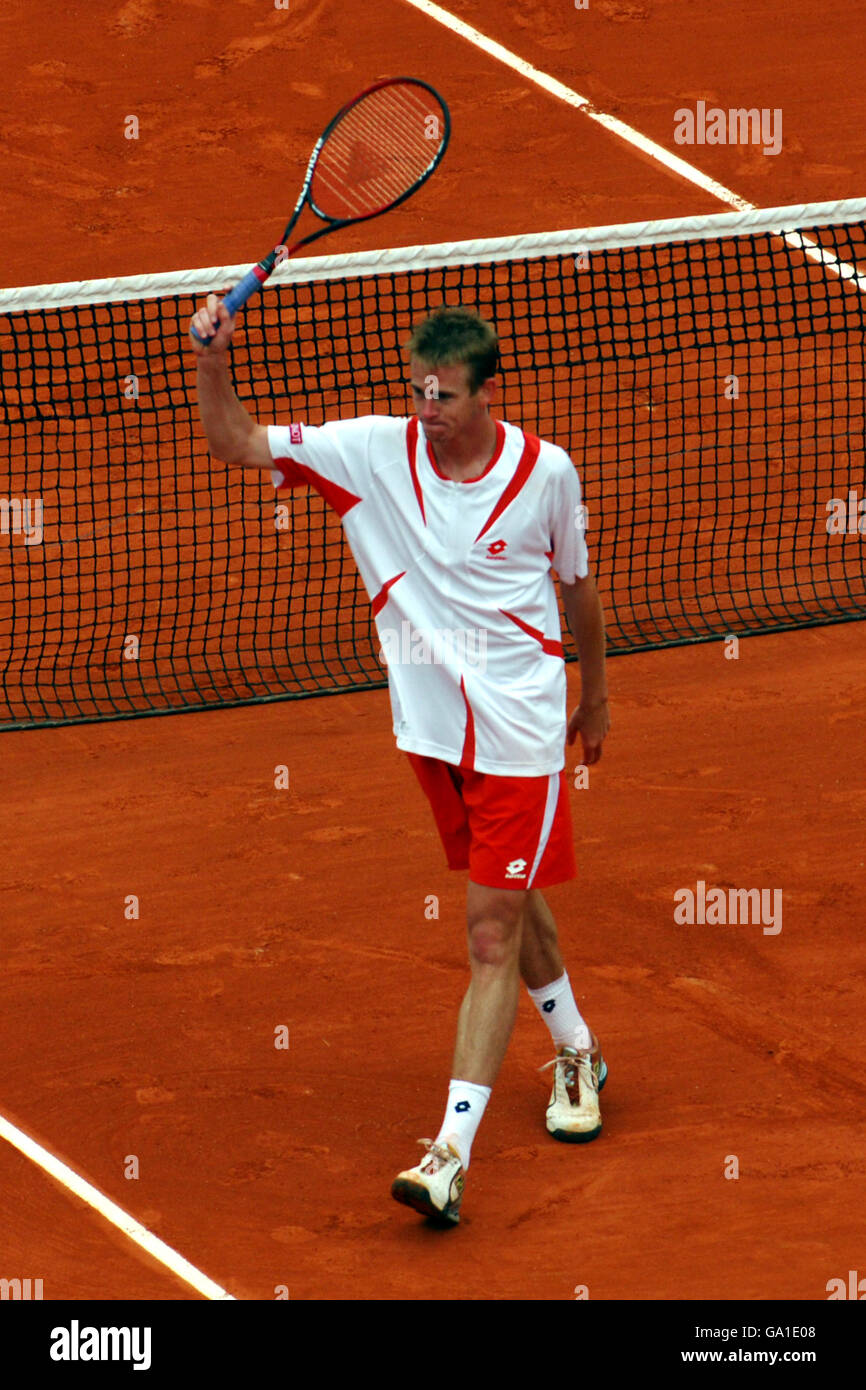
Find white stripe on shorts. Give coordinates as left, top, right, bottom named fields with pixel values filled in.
left=526, top=773, right=560, bottom=888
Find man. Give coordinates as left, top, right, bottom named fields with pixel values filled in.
left=190, top=298, right=610, bottom=1226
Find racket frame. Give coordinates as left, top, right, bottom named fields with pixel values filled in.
left=197, top=77, right=450, bottom=340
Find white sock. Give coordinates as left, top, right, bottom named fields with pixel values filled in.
left=434, top=1079, right=491, bottom=1170
left=527, top=972, right=592, bottom=1050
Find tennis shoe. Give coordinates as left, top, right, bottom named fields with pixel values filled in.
left=391, top=1138, right=465, bottom=1225
left=540, top=1032, right=607, bottom=1143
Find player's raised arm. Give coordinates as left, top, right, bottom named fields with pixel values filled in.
left=189, top=294, right=273, bottom=470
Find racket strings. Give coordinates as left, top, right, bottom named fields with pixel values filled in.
left=312, top=83, right=445, bottom=220
left=316, top=104, right=433, bottom=214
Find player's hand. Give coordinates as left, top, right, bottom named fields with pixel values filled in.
left=189, top=294, right=236, bottom=356
left=567, top=697, right=610, bottom=766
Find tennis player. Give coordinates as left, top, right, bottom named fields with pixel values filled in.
left=190, top=300, right=610, bottom=1226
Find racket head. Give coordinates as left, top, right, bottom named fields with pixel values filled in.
left=305, top=77, right=450, bottom=228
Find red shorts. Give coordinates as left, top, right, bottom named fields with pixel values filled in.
left=407, top=753, right=577, bottom=891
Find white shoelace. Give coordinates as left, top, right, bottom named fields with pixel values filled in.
left=416, top=1138, right=458, bottom=1169
left=538, top=1046, right=596, bottom=1076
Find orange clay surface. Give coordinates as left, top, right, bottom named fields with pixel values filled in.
left=2, top=628, right=866, bottom=1300
left=1, top=0, right=866, bottom=1300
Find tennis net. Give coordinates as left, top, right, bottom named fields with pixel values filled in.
left=2, top=197, right=866, bottom=730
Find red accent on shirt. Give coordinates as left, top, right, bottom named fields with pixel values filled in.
left=271, top=457, right=361, bottom=518
left=474, top=431, right=541, bottom=542
left=406, top=418, right=426, bottom=524
left=371, top=571, right=406, bottom=616
left=459, top=675, right=476, bottom=770
left=499, top=609, right=565, bottom=659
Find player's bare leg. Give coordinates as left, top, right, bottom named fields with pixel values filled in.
left=451, top=881, right=527, bottom=1087
left=519, top=888, right=607, bottom=1142
left=519, top=887, right=593, bottom=1047
left=391, top=882, right=525, bottom=1223
left=518, top=887, right=565, bottom=990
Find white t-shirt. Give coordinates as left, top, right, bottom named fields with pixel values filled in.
left=268, top=414, right=588, bottom=776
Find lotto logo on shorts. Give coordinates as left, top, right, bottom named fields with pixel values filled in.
left=505, top=858, right=527, bottom=880
left=289, top=423, right=303, bottom=444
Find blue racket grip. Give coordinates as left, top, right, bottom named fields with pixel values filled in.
left=191, top=266, right=267, bottom=346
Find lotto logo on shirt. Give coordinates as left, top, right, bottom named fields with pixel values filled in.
left=289, top=423, right=303, bottom=444
left=505, top=858, right=528, bottom=880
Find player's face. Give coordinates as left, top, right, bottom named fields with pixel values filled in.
left=409, top=357, right=495, bottom=444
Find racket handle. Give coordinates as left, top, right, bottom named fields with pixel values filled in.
left=191, top=265, right=271, bottom=346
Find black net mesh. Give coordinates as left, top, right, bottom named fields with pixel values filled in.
left=1, top=219, right=865, bottom=729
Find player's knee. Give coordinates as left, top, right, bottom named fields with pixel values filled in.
left=467, top=916, right=521, bottom=968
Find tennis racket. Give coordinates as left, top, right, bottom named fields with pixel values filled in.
left=192, top=77, right=450, bottom=345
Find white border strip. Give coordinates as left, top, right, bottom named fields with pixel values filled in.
left=2, top=197, right=865, bottom=313
left=0, top=1112, right=236, bottom=1300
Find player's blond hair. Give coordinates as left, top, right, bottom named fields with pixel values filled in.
left=405, top=307, right=499, bottom=393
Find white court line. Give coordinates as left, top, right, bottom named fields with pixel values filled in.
left=0, top=1112, right=236, bottom=1301
left=402, top=0, right=866, bottom=294
left=401, top=0, right=754, bottom=211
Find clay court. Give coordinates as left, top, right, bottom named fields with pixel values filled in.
left=1, top=0, right=866, bottom=1305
